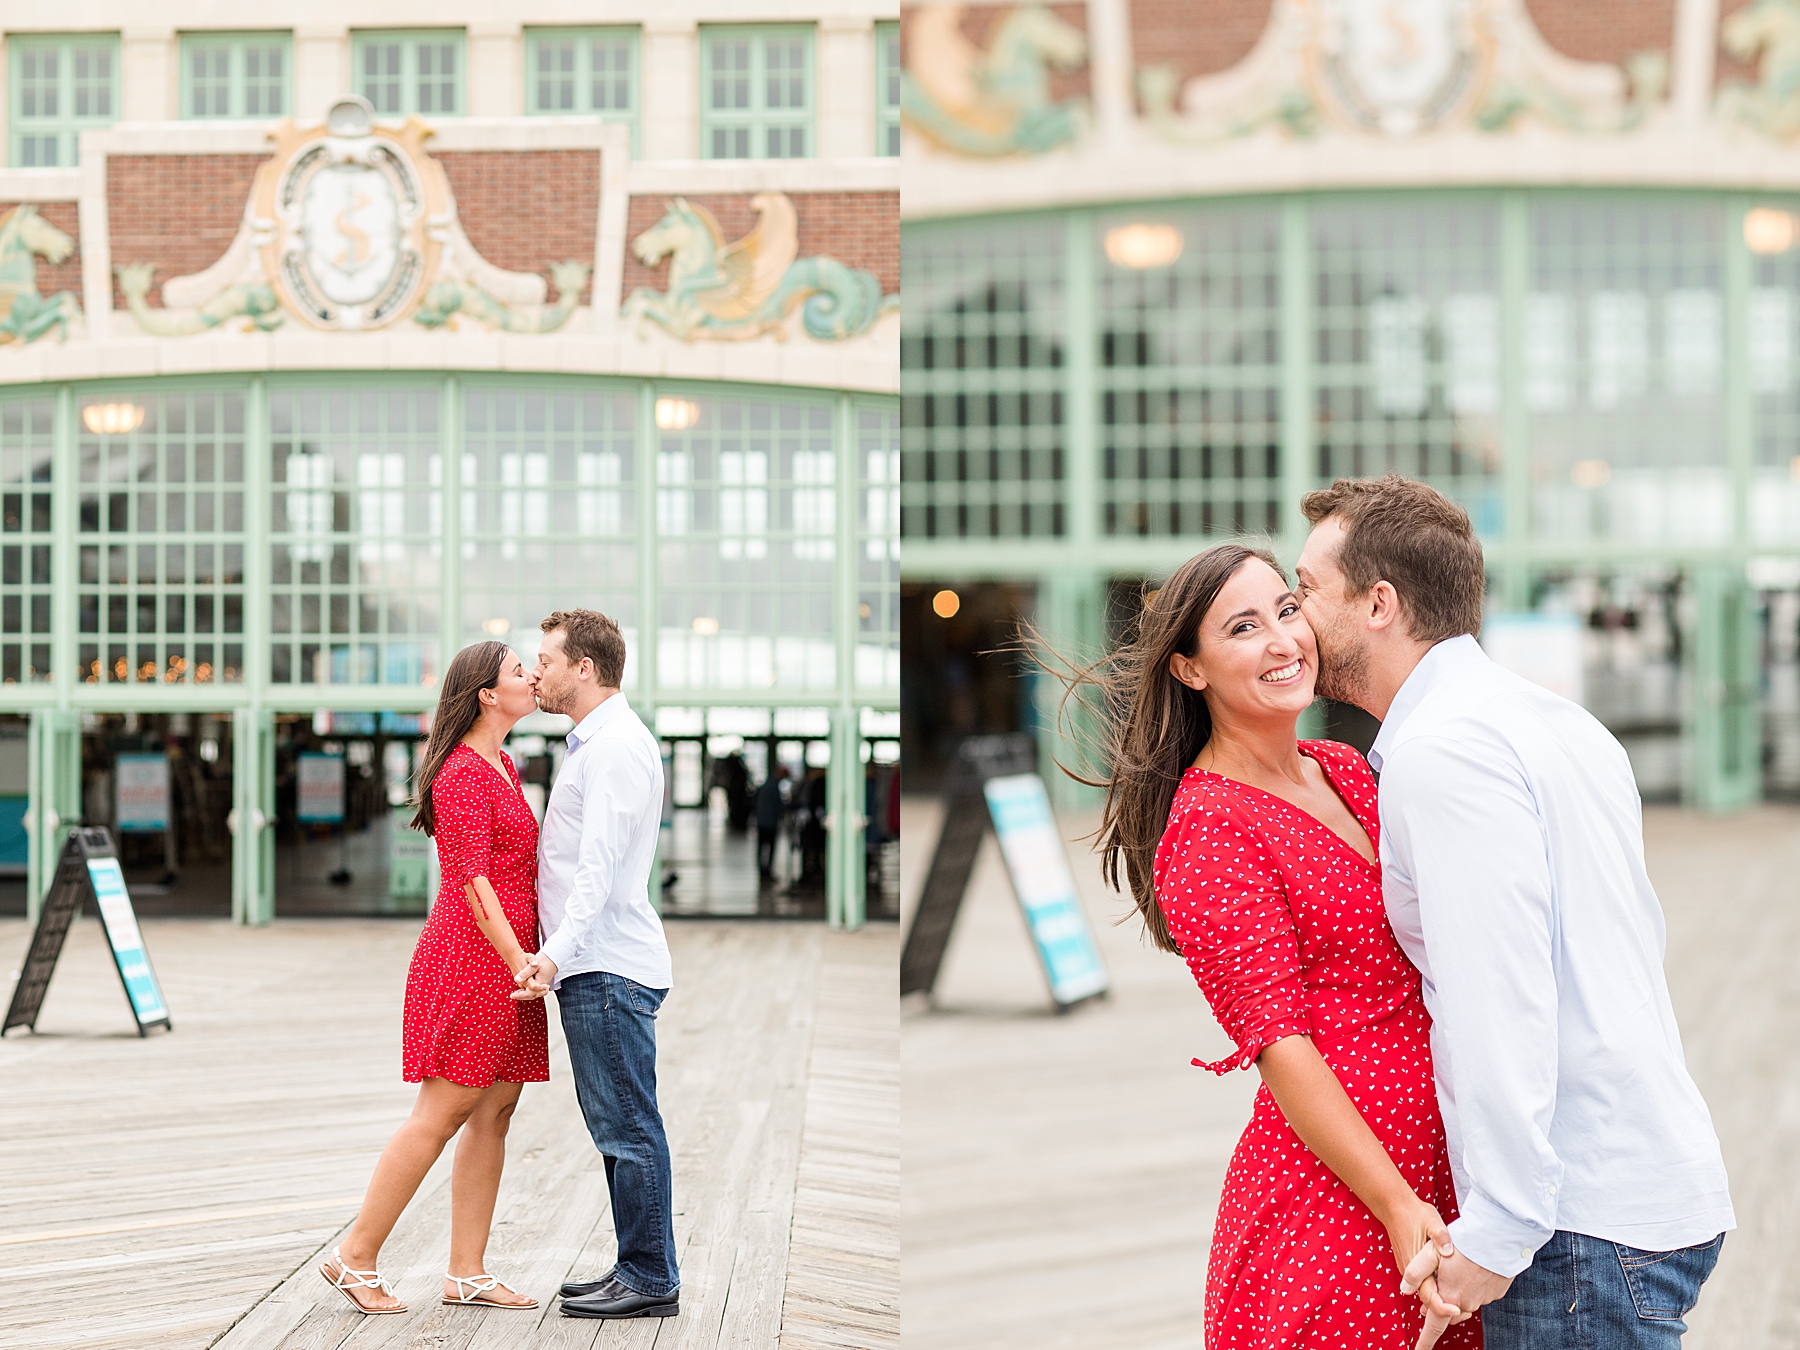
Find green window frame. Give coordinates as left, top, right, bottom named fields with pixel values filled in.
left=876, top=23, right=900, bottom=157
left=461, top=384, right=638, bottom=659
left=77, top=389, right=249, bottom=687
left=352, top=30, right=464, bottom=117
left=269, top=386, right=443, bottom=688
left=700, top=25, right=814, bottom=160
left=9, top=33, right=119, bottom=168
left=526, top=27, right=639, bottom=155
left=0, top=397, right=56, bottom=684
left=180, top=32, right=291, bottom=119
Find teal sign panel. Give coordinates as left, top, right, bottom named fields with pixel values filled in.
left=981, top=772, right=1109, bottom=1006
left=86, top=857, right=170, bottom=1028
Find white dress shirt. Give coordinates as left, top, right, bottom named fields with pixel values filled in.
left=1372, top=635, right=1732, bottom=1278
left=537, top=693, right=672, bottom=991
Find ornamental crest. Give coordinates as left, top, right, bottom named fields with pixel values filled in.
left=264, top=100, right=437, bottom=328
left=118, top=97, right=589, bottom=337
left=1312, top=0, right=1489, bottom=136
left=1139, top=0, right=1663, bottom=142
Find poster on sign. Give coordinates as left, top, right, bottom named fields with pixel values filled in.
left=981, top=772, right=1109, bottom=1007
left=297, top=753, right=345, bottom=823
left=115, top=753, right=170, bottom=833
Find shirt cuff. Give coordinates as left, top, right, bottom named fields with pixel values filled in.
left=1447, top=1189, right=1555, bottom=1279
left=538, top=928, right=579, bottom=987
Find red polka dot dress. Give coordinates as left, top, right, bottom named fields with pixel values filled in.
left=401, top=743, right=549, bottom=1087
left=1153, top=740, right=1478, bottom=1350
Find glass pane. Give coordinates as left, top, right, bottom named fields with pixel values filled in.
left=1312, top=199, right=1505, bottom=537
left=900, top=221, right=1067, bottom=539
left=656, top=396, right=837, bottom=690
left=244, top=43, right=286, bottom=117
left=1529, top=198, right=1727, bottom=544
left=461, top=387, right=637, bottom=672
left=269, top=386, right=441, bottom=686
left=1097, top=204, right=1283, bottom=538
left=77, top=390, right=247, bottom=685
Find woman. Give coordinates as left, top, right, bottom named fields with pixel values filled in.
left=1061, top=543, right=1476, bottom=1348
left=319, top=641, right=547, bottom=1314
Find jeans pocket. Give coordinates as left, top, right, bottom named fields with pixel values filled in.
left=625, top=979, right=666, bottom=1017
left=1614, top=1235, right=1724, bottom=1321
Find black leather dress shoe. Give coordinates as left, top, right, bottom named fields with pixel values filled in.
left=559, top=1271, right=618, bottom=1300
left=560, top=1282, right=680, bottom=1319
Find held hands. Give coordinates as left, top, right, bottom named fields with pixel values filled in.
left=1397, top=1223, right=1514, bottom=1350
left=1384, top=1199, right=1467, bottom=1350
left=510, top=952, right=557, bottom=1001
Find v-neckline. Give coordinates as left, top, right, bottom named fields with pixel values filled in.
left=460, top=741, right=527, bottom=803
left=1191, top=746, right=1379, bottom=872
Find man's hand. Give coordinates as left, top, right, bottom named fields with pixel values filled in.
left=1428, top=1248, right=1513, bottom=1321
left=511, top=953, right=557, bottom=1001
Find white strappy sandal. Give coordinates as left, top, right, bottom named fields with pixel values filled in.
left=319, top=1246, right=407, bottom=1315
left=443, top=1271, right=539, bottom=1308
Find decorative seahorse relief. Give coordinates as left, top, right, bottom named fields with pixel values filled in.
left=621, top=192, right=897, bottom=343
left=0, top=206, right=83, bottom=345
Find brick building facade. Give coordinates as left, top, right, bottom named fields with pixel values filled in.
left=0, top=0, right=900, bottom=930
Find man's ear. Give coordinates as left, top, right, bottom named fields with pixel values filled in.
left=1365, top=580, right=1405, bottom=635
left=1168, top=650, right=1207, bottom=692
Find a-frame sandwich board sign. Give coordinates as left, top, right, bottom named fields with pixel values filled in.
left=2, top=827, right=172, bottom=1037
left=900, top=734, right=1109, bottom=1011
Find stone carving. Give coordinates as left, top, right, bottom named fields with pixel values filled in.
left=621, top=192, right=896, bottom=342
left=115, top=264, right=282, bottom=335
left=0, top=206, right=82, bottom=345
left=416, top=259, right=593, bottom=332
left=118, top=97, right=588, bottom=337
left=1717, top=0, right=1800, bottom=138
left=1141, top=0, right=1658, bottom=142
left=901, top=5, right=1089, bottom=156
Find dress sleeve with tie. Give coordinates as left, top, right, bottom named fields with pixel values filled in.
left=432, top=750, right=497, bottom=896
left=1154, top=793, right=1310, bottom=1074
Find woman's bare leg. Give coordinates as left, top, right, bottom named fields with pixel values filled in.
left=444, top=1080, right=532, bottom=1304
left=330, top=1078, right=486, bottom=1311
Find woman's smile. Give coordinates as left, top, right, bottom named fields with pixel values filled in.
left=1259, top=658, right=1305, bottom=685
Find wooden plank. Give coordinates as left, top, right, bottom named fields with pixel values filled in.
left=0, top=916, right=897, bottom=1350
left=900, top=797, right=1797, bottom=1350
left=779, top=930, right=899, bottom=1350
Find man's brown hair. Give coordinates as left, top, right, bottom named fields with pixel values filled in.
left=541, top=609, right=627, bottom=686
left=1299, top=474, right=1486, bottom=642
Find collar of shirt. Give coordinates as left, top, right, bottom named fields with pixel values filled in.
left=1366, top=633, right=1487, bottom=773
left=565, top=692, right=631, bottom=753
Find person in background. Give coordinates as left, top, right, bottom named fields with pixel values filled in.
left=319, top=640, right=545, bottom=1315
left=754, top=763, right=788, bottom=882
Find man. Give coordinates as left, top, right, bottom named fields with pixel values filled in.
left=513, top=609, right=679, bottom=1320
left=1293, top=476, right=1733, bottom=1348
left=753, top=763, right=788, bottom=881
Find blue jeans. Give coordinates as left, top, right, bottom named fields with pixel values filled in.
left=556, top=971, right=679, bottom=1298
left=1484, top=1230, right=1724, bottom=1349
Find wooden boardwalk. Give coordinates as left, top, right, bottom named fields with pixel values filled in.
left=0, top=916, right=896, bottom=1350
left=902, top=797, right=1800, bottom=1350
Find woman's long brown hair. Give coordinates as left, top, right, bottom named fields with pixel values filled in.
left=409, top=639, right=511, bottom=836
left=1034, top=543, right=1282, bottom=953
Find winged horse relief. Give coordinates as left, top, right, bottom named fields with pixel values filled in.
left=0, top=206, right=83, bottom=345
left=621, top=192, right=897, bottom=343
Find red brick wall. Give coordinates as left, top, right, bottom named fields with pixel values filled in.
left=1130, top=0, right=1273, bottom=98
left=901, top=4, right=1091, bottom=104
left=1525, top=0, right=1674, bottom=85
left=0, top=201, right=81, bottom=306
left=436, top=150, right=602, bottom=306
left=1718, top=0, right=1759, bottom=91
left=106, top=155, right=267, bottom=310
left=620, top=192, right=899, bottom=310
left=105, top=149, right=604, bottom=312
